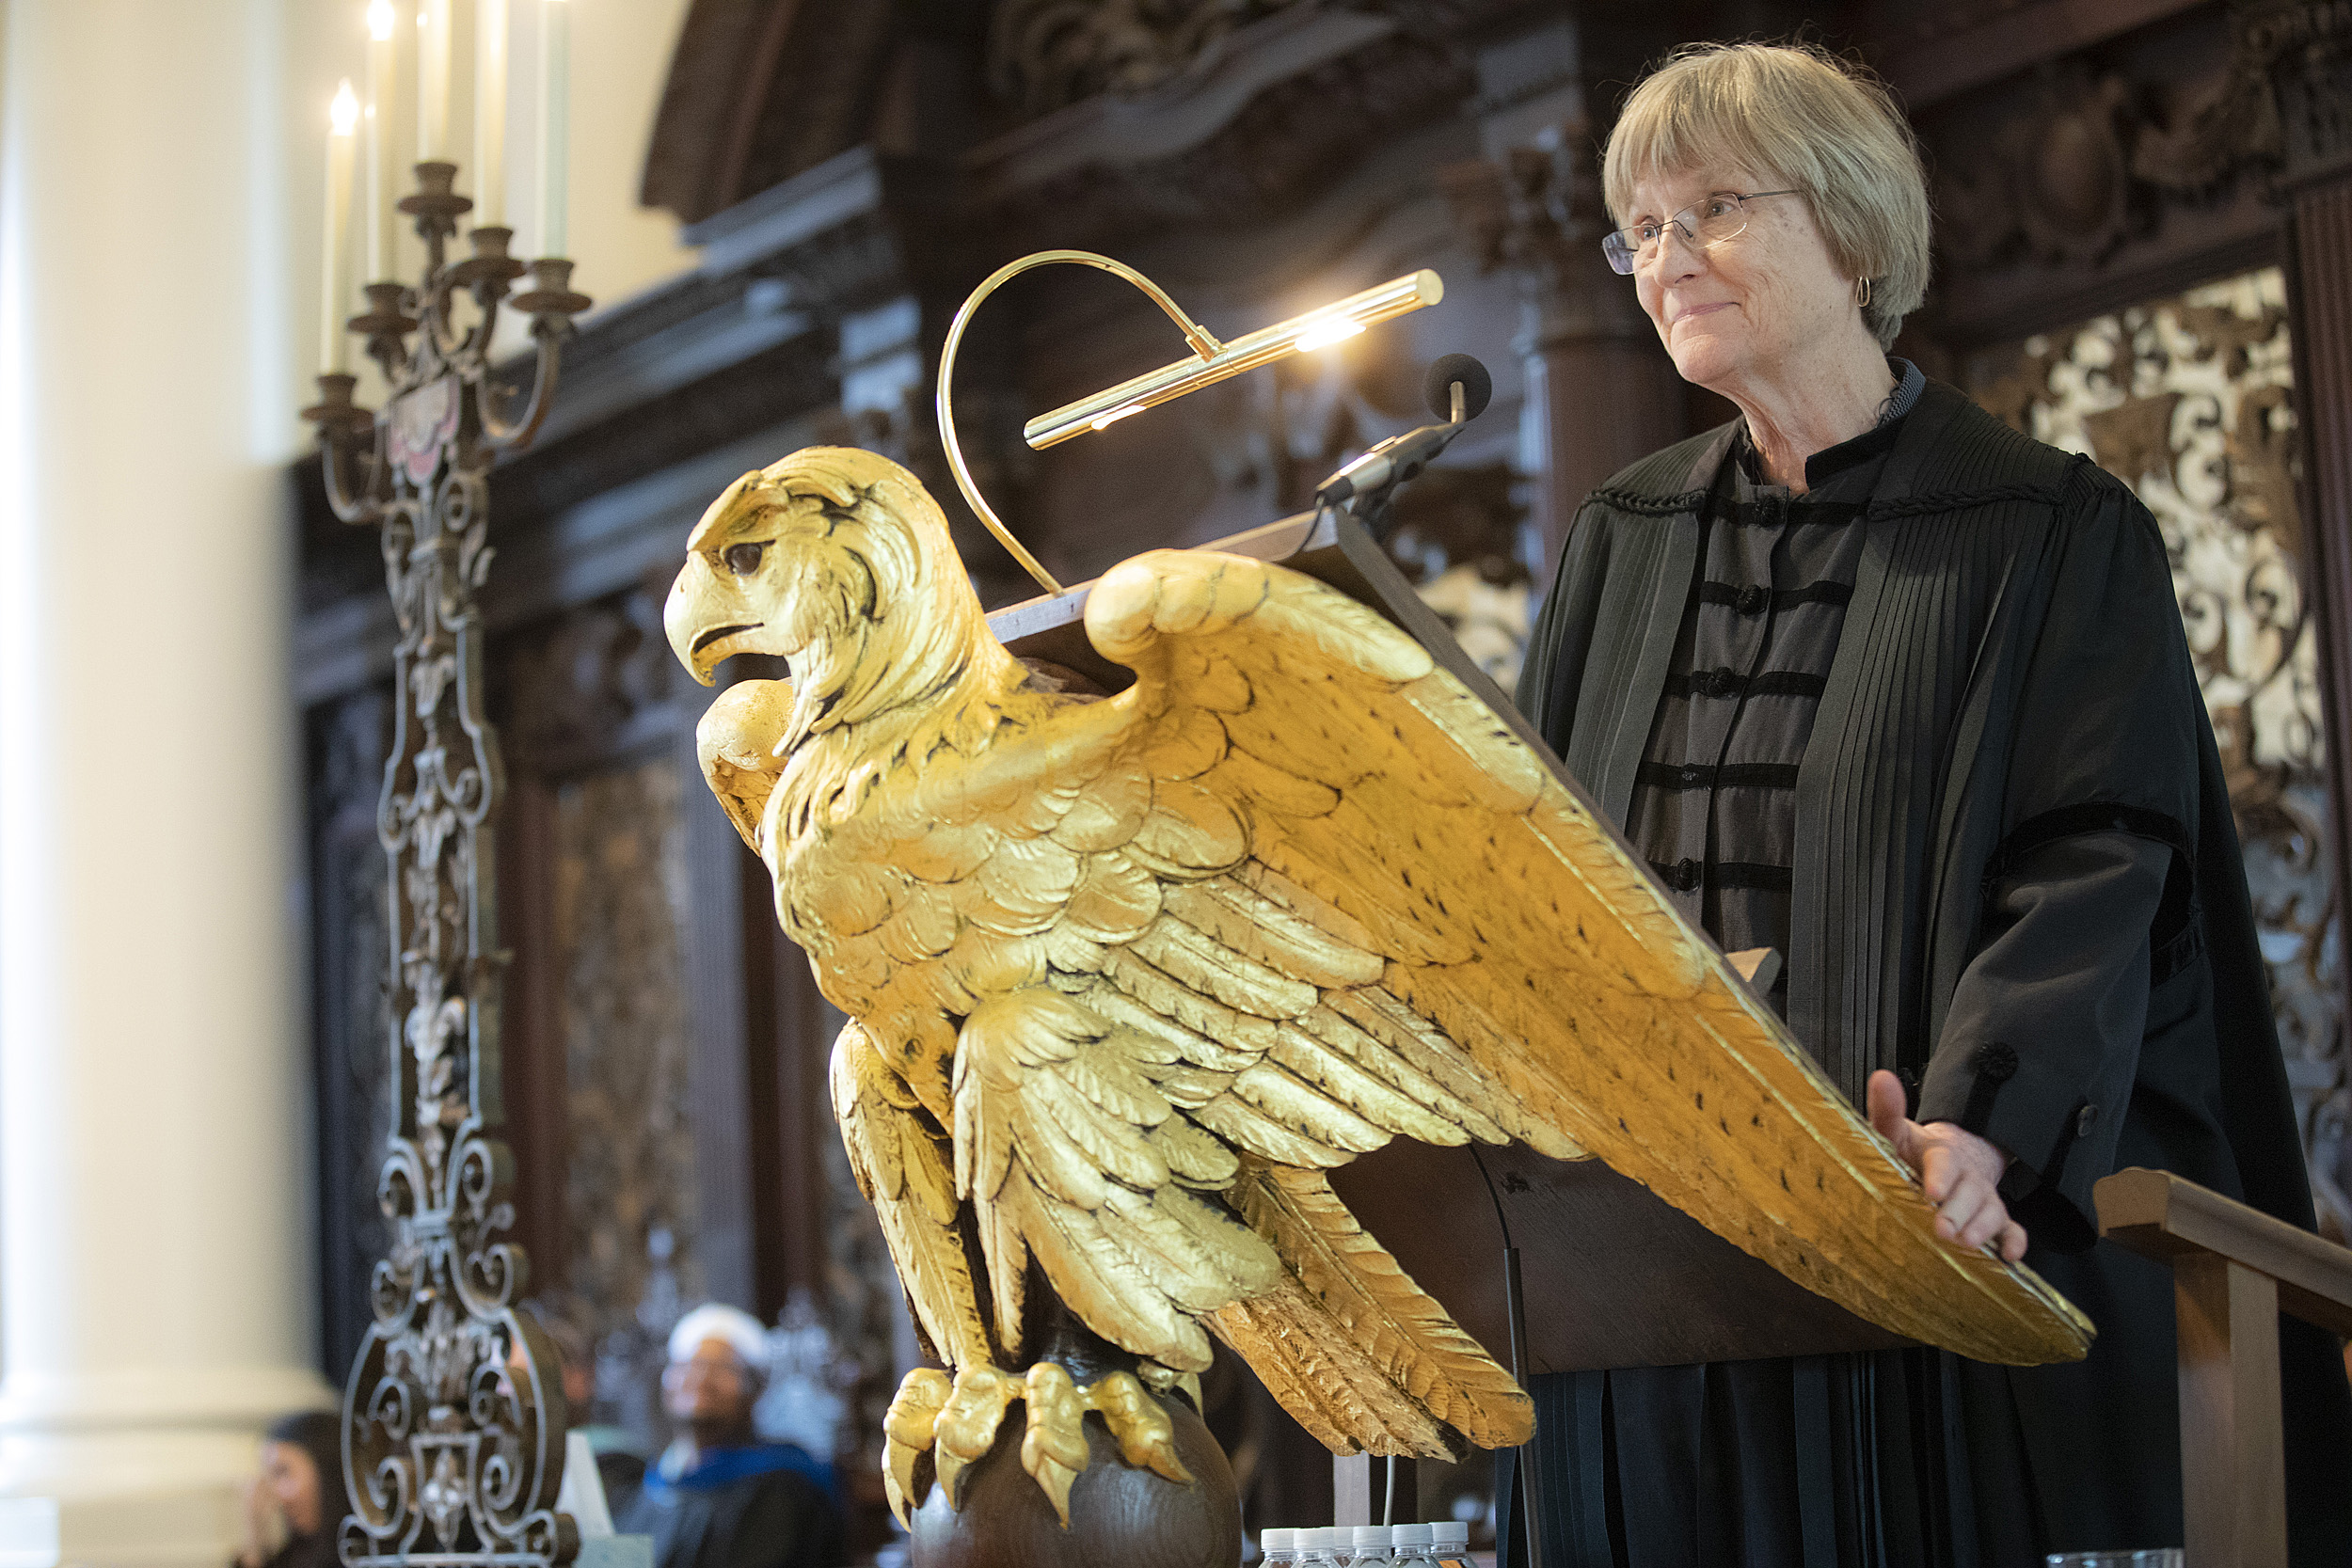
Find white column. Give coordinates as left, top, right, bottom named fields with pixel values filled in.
left=0, top=1, right=338, bottom=1563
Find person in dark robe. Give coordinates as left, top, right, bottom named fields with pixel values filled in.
left=233, top=1410, right=350, bottom=1568
left=1500, top=40, right=2352, bottom=1567
left=616, top=1304, right=842, bottom=1568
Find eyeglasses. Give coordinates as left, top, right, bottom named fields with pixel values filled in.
left=1601, top=190, right=1801, bottom=275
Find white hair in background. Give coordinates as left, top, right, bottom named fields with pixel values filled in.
left=667, top=1303, right=771, bottom=1373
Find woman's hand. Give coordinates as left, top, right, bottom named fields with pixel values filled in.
left=1866, top=1069, right=2029, bottom=1262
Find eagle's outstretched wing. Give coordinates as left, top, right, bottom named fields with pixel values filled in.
left=1066, top=547, right=2090, bottom=1375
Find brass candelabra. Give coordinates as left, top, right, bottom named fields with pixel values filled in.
left=302, top=158, right=591, bottom=1568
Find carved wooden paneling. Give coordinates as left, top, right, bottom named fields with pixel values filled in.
left=552, top=755, right=706, bottom=1358
left=2288, top=177, right=2352, bottom=1241
left=308, top=688, right=397, bottom=1381
left=1965, top=266, right=2350, bottom=1236
left=986, top=0, right=1312, bottom=117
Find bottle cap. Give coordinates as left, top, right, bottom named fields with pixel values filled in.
left=1393, top=1524, right=1434, bottom=1546
left=1263, top=1528, right=1295, bottom=1551
left=1432, top=1520, right=1470, bottom=1546
left=1354, top=1526, right=1390, bottom=1548
left=1298, top=1528, right=1329, bottom=1551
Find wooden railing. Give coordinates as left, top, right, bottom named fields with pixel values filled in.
left=2094, top=1166, right=2352, bottom=1568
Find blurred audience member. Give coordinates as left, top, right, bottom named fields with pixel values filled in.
left=616, top=1304, right=842, bottom=1568
left=526, top=1302, right=650, bottom=1510
left=233, top=1411, right=349, bottom=1568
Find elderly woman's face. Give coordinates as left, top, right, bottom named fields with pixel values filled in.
left=1627, top=166, right=1855, bottom=393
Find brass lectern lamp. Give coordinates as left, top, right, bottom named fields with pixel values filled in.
left=663, top=253, right=2093, bottom=1568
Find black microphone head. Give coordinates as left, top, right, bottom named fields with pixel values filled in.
left=1424, top=353, right=1492, bottom=423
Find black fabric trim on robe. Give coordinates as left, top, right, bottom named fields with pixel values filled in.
left=1512, top=376, right=2352, bottom=1566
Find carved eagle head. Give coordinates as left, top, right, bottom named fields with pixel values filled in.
left=665, top=447, right=1000, bottom=730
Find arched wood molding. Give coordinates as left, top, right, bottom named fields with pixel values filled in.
left=643, top=0, right=906, bottom=226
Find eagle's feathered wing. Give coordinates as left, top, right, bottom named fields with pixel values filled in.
left=709, top=546, right=2091, bottom=1462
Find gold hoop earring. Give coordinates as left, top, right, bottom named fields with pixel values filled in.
left=1854, top=277, right=1872, bottom=308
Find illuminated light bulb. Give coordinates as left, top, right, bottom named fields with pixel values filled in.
left=1020, top=266, right=1441, bottom=451
left=330, top=79, right=360, bottom=135
left=368, top=0, right=394, bottom=40
left=1294, top=317, right=1366, bottom=352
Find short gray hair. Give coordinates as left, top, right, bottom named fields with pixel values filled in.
left=1602, top=42, right=1931, bottom=349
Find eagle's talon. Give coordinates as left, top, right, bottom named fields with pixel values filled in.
left=932, top=1363, right=1024, bottom=1507
left=1022, top=1364, right=1090, bottom=1526
left=1137, top=1358, right=1206, bottom=1417
left=1087, top=1370, right=1193, bottom=1486
left=879, top=1361, right=1195, bottom=1526
left=882, top=1368, right=951, bottom=1528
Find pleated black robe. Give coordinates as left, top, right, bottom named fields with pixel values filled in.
left=1504, top=379, right=2352, bottom=1565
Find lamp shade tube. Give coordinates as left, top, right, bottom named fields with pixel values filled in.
left=1021, top=269, right=1441, bottom=451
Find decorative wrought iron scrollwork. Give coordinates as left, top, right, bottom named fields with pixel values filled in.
left=302, top=163, right=591, bottom=1568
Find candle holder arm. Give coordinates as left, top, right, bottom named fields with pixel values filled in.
left=302, top=373, right=384, bottom=525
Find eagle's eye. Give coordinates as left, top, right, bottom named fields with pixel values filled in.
left=723, top=542, right=766, bottom=576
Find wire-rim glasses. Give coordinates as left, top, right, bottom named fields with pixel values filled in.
left=1601, top=190, right=1801, bottom=275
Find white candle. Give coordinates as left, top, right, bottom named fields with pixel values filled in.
left=473, top=0, right=509, bottom=229
left=417, top=0, right=450, bottom=163
left=536, top=0, right=568, bottom=257
left=365, top=0, right=396, bottom=279
left=321, top=82, right=359, bottom=374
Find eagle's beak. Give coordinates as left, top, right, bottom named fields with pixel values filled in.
left=666, top=549, right=753, bottom=688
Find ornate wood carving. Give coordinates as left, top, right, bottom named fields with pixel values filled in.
left=2288, top=177, right=2352, bottom=1240
left=971, top=23, right=1470, bottom=249
left=1965, top=267, right=2350, bottom=1238
left=549, top=755, right=707, bottom=1370
left=985, top=0, right=1313, bottom=117
left=310, top=688, right=399, bottom=1382
left=501, top=588, right=679, bottom=777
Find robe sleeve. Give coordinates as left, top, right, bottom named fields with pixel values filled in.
left=1913, top=466, right=2206, bottom=1251
left=1915, top=831, right=2168, bottom=1248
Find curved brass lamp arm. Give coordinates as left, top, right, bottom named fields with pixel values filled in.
left=936, top=251, right=1443, bottom=598
left=938, top=251, right=1216, bottom=596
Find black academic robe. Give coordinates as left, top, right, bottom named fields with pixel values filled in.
left=614, top=1465, right=841, bottom=1568
left=1508, top=379, right=2352, bottom=1564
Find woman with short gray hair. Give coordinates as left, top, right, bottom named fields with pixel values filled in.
left=1513, top=40, right=2349, bottom=1566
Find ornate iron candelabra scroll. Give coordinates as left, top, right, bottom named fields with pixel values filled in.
left=303, top=159, right=591, bottom=1568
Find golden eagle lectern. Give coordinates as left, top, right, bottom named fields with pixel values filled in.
left=664, top=445, right=2089, bottom=1528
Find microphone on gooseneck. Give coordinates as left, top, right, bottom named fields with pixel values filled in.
left=1424, top=352, right=1494, bottom=423
left=1313, top=354, right=1493, bottom=510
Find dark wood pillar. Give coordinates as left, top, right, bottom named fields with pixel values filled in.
left=678, top=705, right=769, bottom=1314
left=1445, top=124, right=1684, bottom=584
left=1518, top=281, right=1684, bottom=577
left=2289, top=177, right=2352, bottom=992
left=763, top=914, right=837, bottom=1302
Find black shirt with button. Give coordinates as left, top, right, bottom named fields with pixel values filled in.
left=1627, top=359, right=1920, bottom=1015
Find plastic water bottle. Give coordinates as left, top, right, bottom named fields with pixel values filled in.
left=1352, top=1525, right=1392, bottom=1564
left=1391, top=1523, right=1438, bottom=1567
left=1296, top=1527, right=1339, bottom=1568
left=1430, top=1520, right=1472, bottom=1568
left=1261, top=1528, right=1297, bottom=1568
